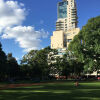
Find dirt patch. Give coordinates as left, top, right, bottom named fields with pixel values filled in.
left=0, top=83, right=42, bottom=90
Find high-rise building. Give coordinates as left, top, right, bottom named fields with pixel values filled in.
left=56, top=0, right=78, bottom=31
left=51, top=0, right=80, bottom=49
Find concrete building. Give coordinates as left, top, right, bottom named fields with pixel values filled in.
left=51, top=0, right=80, bottom=49
left=51, top=30, right=64, bottom=49
left=56, top=0, right=78, bottom=31
left=51, top=28, right=80, bottom=49
left=65, top=28, right=80, bottom=47
left=50, top=0, right=99, bottom=77
left=50, top=0, right=80, bottom=77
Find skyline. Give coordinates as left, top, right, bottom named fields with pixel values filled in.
left=0, top=0, right=100, bottom=61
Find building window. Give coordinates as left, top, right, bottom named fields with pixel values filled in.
left=58, top=1, right=67, bottom=19
left=64, top=43, right=66, bottom=47
left=73, top=32, right=75, bottom=34
left=67, top=1, right=68, bottom=5
left=67, top=39, right=72, bottom=42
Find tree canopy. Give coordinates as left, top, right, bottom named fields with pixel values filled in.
left=68, top=16, right=100, bottom=73
left=21, top=46, right=51, bottom=79
left=0, top=43, right=7, bottom=80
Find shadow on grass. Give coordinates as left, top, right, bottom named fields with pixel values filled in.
left=0, top=81, right=100, bottom=100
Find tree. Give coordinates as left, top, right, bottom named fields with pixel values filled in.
left=0, top=42, right=7, bottom=80
left=7, top=53, right=19, bottom=79
left=34, top=46, right=52, bottom=79
left=21, top=50, right=38, bottom=65
left=48, top=50, right=74, bottom=78
left=21, top=46, right=51, bottom=79
left=68, top=16, right=100, bottom=74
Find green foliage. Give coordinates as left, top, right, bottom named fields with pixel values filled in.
left=21, top=50, right=38, bottom=65
left=0, top=43, right=7, bottom=67
left=68, top=16, right=100, bottom=73
left=7, top=53, right=19, bottom=79
left=21, top=46, right=51, bottom=79
left=0, top=43, right=7, bottom=80
left=0, top=43, right=19, bottom=81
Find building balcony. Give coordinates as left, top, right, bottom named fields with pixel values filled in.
left=56, top=26, right=64, bottom=28
left=56, top=25, right=64, bottom=27
left=56, top=24, right=64, bottom=25
left=56, top=29, right=64, bottom=30
left=56, top=27, right=64, bottom=29
left=71, top=13, right=76, bottom=15
left=56, top=22, right=64, bottom=23
left=56, top=22, right=64, bottom=24
left=71, top=19, right=76, bottom=22
left=71, top=17, right=76, bottom=20
left=71, top=9, right=76, bottom=12
left=71, top=9, right=76, bottom=11
left=71, top=11, right=76, bottom=13
left=72, top=15, right=77, bottom=17
left=71, top=8, right=77, bottom=13
left=71, top=7, right=76, bottom=10
left=71, top=11, right=77, bottom=14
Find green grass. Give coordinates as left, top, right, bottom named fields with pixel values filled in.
left=0, top=81, right=100, bottom=100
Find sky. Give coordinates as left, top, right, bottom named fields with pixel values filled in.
left=0, top=0, right=100, bottom=62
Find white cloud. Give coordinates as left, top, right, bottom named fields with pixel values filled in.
left=0, top=0, right=49, bottom=52
left=0, top=0, right=26, bottom=32
left=15, top=57, right=19, bottom=61
left=2, top=26, right=49, bottom=52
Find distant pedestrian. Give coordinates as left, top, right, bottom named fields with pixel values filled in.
left=75, top=77, right=79, bottom=86
left=75, top=81, right=79, bottom=86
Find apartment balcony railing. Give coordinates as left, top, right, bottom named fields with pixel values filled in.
left=71, top=19, right=76, bottom=22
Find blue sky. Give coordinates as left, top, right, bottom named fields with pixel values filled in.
left=0, top=0, right=100, bottom=62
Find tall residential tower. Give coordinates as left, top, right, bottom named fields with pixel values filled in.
left=51, top=0, right=80, bottom=49
left=56, top=0, right=78, bottom=31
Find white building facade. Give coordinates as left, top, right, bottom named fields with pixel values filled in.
left=56, top=0, right=78, bottom=31
left=51, top=0, right=80, bottom=49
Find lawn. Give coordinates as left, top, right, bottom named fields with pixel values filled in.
left=0, top=81, right=100, bottom=100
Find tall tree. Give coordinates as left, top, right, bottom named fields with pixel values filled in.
left=0, top=42, right=7, bottom=80
left=21, top=46, right=51, bottom=79
left=68, top=16, right=100, bottom=74
left=34, top=46, right=51, bottom=79
left=7, top=53, right=19, bottom=79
